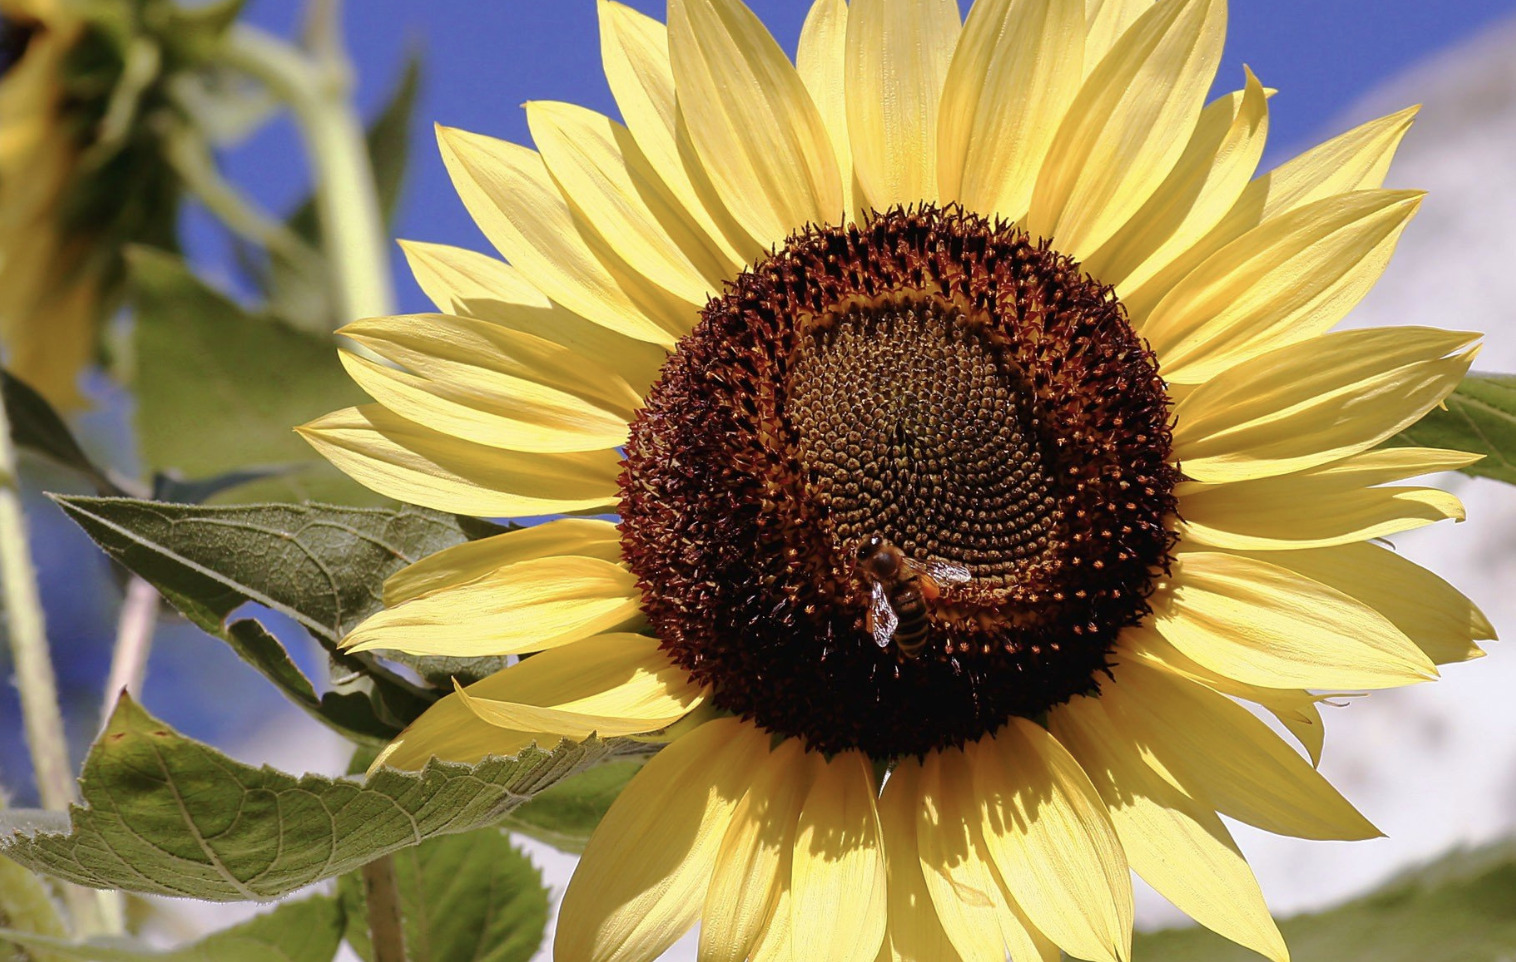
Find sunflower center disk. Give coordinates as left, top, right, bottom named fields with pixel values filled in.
left=788, top=302, right=1058, bottom=577
left=620, top=206, right=1179, bottom=758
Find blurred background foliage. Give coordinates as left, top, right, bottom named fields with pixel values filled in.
left=0, top=0, right=1513, bottom=960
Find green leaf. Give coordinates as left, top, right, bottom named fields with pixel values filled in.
left=1, top=370, right=120, bottom=495
left=0, top=842, right=70, bottom=962
left=1393, top=375, right=1516, bottom=486
left=220, top=618, right=411, bottom=745
left=0, top=697, right=648, bottom=903
left=0, top=894, right=342, bottom=962
left=339, top=831, right=548, bottom=962
left=126, top=248, right=373, bottom=504
left=50, top=496, right=483, bottom=644
left=500, top=761, right=642, bottom=855
left=1134, top=840, right=1516, bottom=962
left=150, top=466, right=302, bottom=505
left=50, top=496, right=509, bottom=740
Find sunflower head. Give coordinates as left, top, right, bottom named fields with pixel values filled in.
left=304, top=2, right=1495, bottom=961
left=622, top=203, right=1181, bottom=757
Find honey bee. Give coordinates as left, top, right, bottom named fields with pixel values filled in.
left=855, top=536, right=972, bottom=659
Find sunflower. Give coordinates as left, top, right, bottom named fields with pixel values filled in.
left=0, top=0, right=189, bottom=409
left=301, top=0, right=1495, bottom=960
left=0, top=0, right=98, bottom=409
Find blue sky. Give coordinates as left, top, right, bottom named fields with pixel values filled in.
left=220, top=0, right=1516, bottom=315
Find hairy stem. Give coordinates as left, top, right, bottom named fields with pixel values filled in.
left=362, top=854, right=409, bottom=962
left=0, top=393, right=123, bottom=934
left=0, top=407, right=69, bottom=813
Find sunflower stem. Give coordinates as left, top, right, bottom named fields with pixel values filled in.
left=221, top=22, right=396, bottom=325
left=361, top=854, right=409, bottom=962
left=101, top=575, right=160, bottom=721
left=0, top=392, right=123, bottom=936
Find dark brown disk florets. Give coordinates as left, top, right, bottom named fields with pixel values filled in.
left=619, top=205, right=1178, bottom=759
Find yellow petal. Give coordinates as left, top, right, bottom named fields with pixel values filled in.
left=1121, top=625, right=1327, bottom=767
left=396, top=241, right=668, bottom=394
left=1085, top=69, right=1269, bottom=291
left=1236, top=542, right=1494, bottom=666
left=401, top=238, right=552, bottom=311
left=436, top=125, right=678, bottom=347
left=790, top=751, right=888, bottom=962
left=298, top=405, right=621, bottom=517
left=342, top=312, right=645, bottom=418
left=1147, top=190, right=1424, bottom=382
left=528, top=100, right=727, bottom=306
left=341, top=555, right=641, bottom=657
left=699, top=739, right=814, bottom=962
left=1103, top=658, right=1381, bottom=841
left=596, top=0, right=751, bottom=268
left=1240, top=107, right=1418, bottom=215
left=370, top=637, right=685, bottom=770
left=451, top=635, right=704, bottom=739
left=1050, top=697, right=1289, bottom=962
left=1172, top=327, right=1480, bottom=483
left=338, top=350, right=629, bottom=455
left=1026, top=0, right=1227, bottom=259
left=973, top=720, right=1132, bottom=962
left=1124, top=105, right=1418, bottom=321
left=1177, top=447, right=1473, bottom=551
left=371, top=688, right=540, bottom=771
left=845, top=0, right=961, bottom=209
left=916, top=749, right=1055, bottom=962
left=1083, top=0, right=1151, bottom=76
left=750, top=869, right=794, bottom=962
left=385, top=518, right=623, bottom=607
left=1152, top=549, right=1437, bottom=690
left=796, top=0, right=856, bottom=220
left=557, top=718, right=767, bottom=962
left=938, top=0, right=1084, bottom=221
left=668, top=0, right=841, bottom=248
left=875, top=760, right=963, bottom=962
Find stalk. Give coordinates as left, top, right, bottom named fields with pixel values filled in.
left=220, top=23, right=396, bottom=325
left=0, top=393, right=121, bottom=934
left=361, top=854, right=409, bottom=962
left=100, top=575, right=160, bottom=719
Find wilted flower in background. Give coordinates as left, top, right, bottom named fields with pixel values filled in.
left=0, top=0, right=228, bottom=409
left=0, top=0, right=102, bottom=409
left=302, top=0, right=1495, bottom=961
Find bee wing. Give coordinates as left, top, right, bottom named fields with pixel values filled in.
left=869, top=581, right=898, bottom=649
left=922, top=559, right=972, bottom=585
